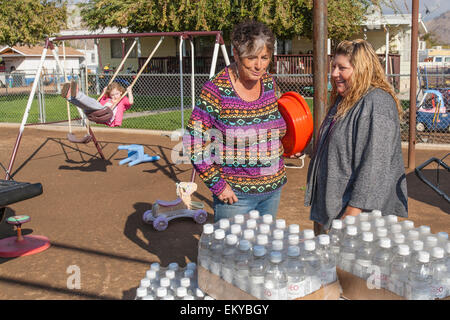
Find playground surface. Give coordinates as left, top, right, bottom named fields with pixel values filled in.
left=0, top=124, right=448, bottom=300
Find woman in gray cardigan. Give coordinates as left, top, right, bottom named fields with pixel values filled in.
left=304, top=39, right=408, bottom=234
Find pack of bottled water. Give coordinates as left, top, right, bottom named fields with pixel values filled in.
left=134, top=261, right=215, bottom=300
left=198, top=210, right=338, bottom=300
left=332, top=209, right=450, bottom=300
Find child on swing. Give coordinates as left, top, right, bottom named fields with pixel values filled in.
left=61, top=81, right=133, bottom=127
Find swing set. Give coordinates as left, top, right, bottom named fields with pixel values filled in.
left=5, top=31, right=230, bottom=182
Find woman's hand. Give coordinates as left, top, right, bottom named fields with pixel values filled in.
left=218, top=184, right=238, bottom=205
left=289, top=152, right=304, bottom=159
left=341, top=205, right=362, bottom=219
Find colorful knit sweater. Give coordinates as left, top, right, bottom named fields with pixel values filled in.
left=185, top=67, right=287, bottom=197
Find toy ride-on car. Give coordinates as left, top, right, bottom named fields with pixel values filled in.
left=416, top=89, right=450, bottom=133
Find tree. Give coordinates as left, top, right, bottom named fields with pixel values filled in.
left=0, top=0, right=67, bottom=47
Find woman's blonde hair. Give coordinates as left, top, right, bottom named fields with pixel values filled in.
left=330, top=39, right=402, bottom=119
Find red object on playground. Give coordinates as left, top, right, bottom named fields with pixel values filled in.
left=277, top=91, right=314, bottom=157
left=0, top=215, right=50, bottom=258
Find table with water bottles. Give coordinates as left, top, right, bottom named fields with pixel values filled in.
left=134, top=209, right=450, bottom=300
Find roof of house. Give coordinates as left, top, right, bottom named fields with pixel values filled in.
left=0, top=45, right=84, bottom=58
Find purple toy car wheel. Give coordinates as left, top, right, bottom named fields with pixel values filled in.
left=153, top=215, right=169, bottom=231
left=193, top=210, right=207, bottom=224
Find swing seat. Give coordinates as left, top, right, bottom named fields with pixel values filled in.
left=86, top=107, right=114, bottom=124
left=67, top=132, right=92, bottom=144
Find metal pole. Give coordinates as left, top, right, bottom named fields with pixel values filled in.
left=179, top=36, right=185, bottom=133
left=408, top=0, right=419, bottom=169
left=313, top=0, right=328, bottom=145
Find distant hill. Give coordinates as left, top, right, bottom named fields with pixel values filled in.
left=425, top=10, right=450, bottom=46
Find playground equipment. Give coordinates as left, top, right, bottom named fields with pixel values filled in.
left=117, top=144, right=160, bottom=167
left=143, top=181, right=207, bottom=231
left=415, top=153, right=450, bottom=204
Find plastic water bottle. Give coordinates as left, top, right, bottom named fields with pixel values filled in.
left=198, top=224, right=214, bottom=270
left=430, top=247, right=449, bottom=299
left=209, top=229, right=225, bottom=276
left=263, top=251, right=288, bottom=300
left=233, top=240, right=252, bottom=292
left=357, top=222, right=372, bottom=241
left=328, top=219, right=343, bottom=257
left=417, top=225, right=431, bottom=241
left=155, top=286, right=168, bottom=300
left=287, top=234, right=300, bottom=247
left=135, top=286, right=147, bottom=300
left=401, top=220, right=415, bottom=233
left=285, top=246, right=309, bottom=299
left=353, top=232, right=376, bottom=280
left=369, top=209, right=382, bottom=220
left=176, top=286, right=188, bottom=300
left=243, top=229, right=256, bottom=244
left=424, top=236, right=438, bottom=252
left=272, top=240, right=284, bottom=257
left=275, top=219, right=287, bottom=234
left=373, top=217, right=386, bottom=230
left=230, top=224, right=242, bottom=238
left=437, top=232, right=448, bottom=248
left=150, top=262, right=161, bottom=276
left=165, top=269, right=179, bottom=292
left=406, top=230, right=420, bottom=246
left=384, top=214, right=398, bottom=226
left=248, top=209, right=260, bottom=221
left=388, top=244, right=411, bottom=297
left=374, top=227, right=388, bottom=246
left=272, top=229, right=284, bottom=242
left=221, top=234, right=238, bottom=283
left=343, top=215, right=356, bottom=227
left=406, top=251, right=433, bottom=300
left=145, top=269, right=159, bottom=293
left=180, top=277, right=194, bottom=296
left=301, top=240, right=322, bottom=294
left=288, top=224, right=300, bottom=237
left=338, top=225, right=359, bottom=272
left=262, top=214, right=274, bottom=228
left=391, top=233, right=406, bottom=255
left=356, top=212, right=370, bottom=225
left=159, top=277, right=174, bottom=296
left=249, top=245, right=267, bottom=299
left=389, top=223, right=403, bottom=236
left=142, top=294, right=155, bottom=300
left=410, top=240, right=425, bottom=269
left=258, top=224, right=271, bottom=237
left=246, top=219, right=258, bottom=231
left=372, top=238, right=394, bottom=289
left=256, top=234, right=270, bottom=251
left=218, top=218, right=231, bottom=234
left=302, top=229, right=315, bottom=242
left=233, top=214, right=245, bottom=226
left=316, top=234, right=337, bottom=285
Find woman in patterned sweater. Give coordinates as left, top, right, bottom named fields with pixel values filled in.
left=184, top=20, right=287, bottom=222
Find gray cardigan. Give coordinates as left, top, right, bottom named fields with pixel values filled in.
left=304, top=87, right=408, bottom=230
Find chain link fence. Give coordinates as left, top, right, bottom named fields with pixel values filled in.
left=0, top=70, right=449, bottom=144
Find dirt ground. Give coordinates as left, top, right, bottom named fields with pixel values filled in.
left=0, top=124, right=448, bottom=300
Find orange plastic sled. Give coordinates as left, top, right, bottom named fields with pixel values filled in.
left=278, top=91, right=314, bottom=157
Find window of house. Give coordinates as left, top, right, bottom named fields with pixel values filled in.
left=110, top=39, right=137, bottom=59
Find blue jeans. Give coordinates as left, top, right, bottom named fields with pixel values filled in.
left=212, top=188, right=282, bottom=222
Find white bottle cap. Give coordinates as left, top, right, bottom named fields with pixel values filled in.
left=275, top=219, right=286, bottom=229
left=253, top=245, right=266, bottom=257
left=156, top=287, right=167, bottom=297
left=136, top=287, right=147, bottom=298
left=204, top=296, right=215, bottom=300
left=359, top=212, right=370, bottom=222
left=259, top=223, right=271, bottom=235
left=289, top=224, right=300, bottom=234
left=243, top=229, right=255, bottom=241
left=195, top=288, right=205, bottom=298
left=287, top=245, right=300, bottom=257
left=184, top=269, right=194, bottom=278
left=272, top=240, right=283, bottom=251
left=246, top=219, right=257, bottom=229
left=256, top=234, right=268, bottom=246
left=418, top=251, right=430, bottom=263
left=288, top=234, right=300, bottom=245
left=226, top=234, right=238, bottom=245
left=437, top=232, right=449, bottom=242
left=318, top=234, right=330, bottom=245
left=393, top=233, right=405, bottom=244
left=303, top=229, right=315, bottom=240
left=379, top=237, right=391, bottom=248
left=203, top=223, right=214, bottom=234
left=273, top=229, right=284, bottom=240
left=262, top=214, right=273, bottom=225
left=412, top=240, right=424, bottom=251
left=371, top=209, right=382, bottom=217
left=163, top=294, right=175, bottom=300
left=374, top=218, right=385, bottom=228
left=183, top=295, right=195, bottom=300
left=219, top=219, right=230, bottom=230
left=398, top=244, right=410, bottom=256
left=407, top=230, right=420, bottom=241
left=331, top=219, right=343, bottom=229
left=270, top=251, right=282, bottom=263
left=432, top=247, right=444, bottom=259
left=168, top=262, right=179, bottom=271
left=362, top=232, right=374, bottom=242
left=402, top=220, right=414, bottom=230
left=346, top=225, right=357, bottom=236
left=360, top=221, right=371, bottom=232
left=140, top=278, right=151, bottom=288
left=142, top=295, right=155, bottom=300
left=214, top=229, right=225, bottom=240
left=150, top=262, right=160, bottom=271
left=418, top=225, right=431, bottom=235
left=146, top=269, right=157, bottom=279
left=425, top=236, right=438, bottom=247
left=385, top=215, right=398, bottom=224
left=376, top=227, right=388, bottom=238
left=344, top=215, right=356, bottom=225
left=176, top=286, right=187, bottom=297
left=248, top=209, right=260, bottom=219
left=160, top=277, right=170, bottom=287
left=234, top=214, right=245, bottom=224
left=187, top=262, right=197, bottom=270
left=230, top=224, right=242, bottom=235
left=390, top=223, right=402, bottom=234
left=304, top=239, right=316, bottom=251
left=239, top=239, right=251, bottom=251
left=180, top=277, right=190, bottom=287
